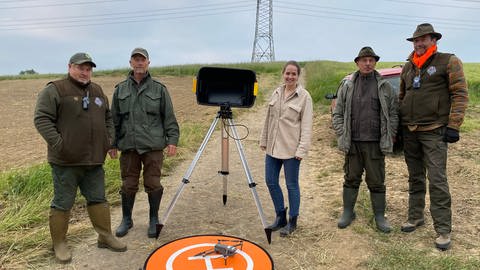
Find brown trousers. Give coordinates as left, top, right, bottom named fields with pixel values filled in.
left=120, top=150, right=164, bottom=194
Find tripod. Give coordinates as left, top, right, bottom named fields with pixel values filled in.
left=156, top=105, right=272, bottom=243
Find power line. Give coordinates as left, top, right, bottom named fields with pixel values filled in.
left=1, top=0, right=479, bottom=32
left=276, top=0, right=480, bottom=24
left=0, top=0, right=127, bottom=10
left=0, top=1, right=255, bottom=30
left=384, top=0, right=480, bottom=9
left=274, top=2, right=480, bottom=29
left=0, top=3, right=253, bottom=27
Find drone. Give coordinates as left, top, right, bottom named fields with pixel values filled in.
left=193, top=239, right=244, bottom=265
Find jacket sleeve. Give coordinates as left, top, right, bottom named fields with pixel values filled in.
left=295, top=93, right=313, bottom=158
left=447, top=55, right=469, bottom=130
left=110, top=87, right=120, bottom=148
left=260, top=93, right=273, bottom=148
left=104, top=94, right=115, bottom=146
left=33, top=84, right=62, bottom=150
left=386, top=82, right=399, bottom=137
left=161, top=87, right=180, bottom=146
left=332, top=83, right=347, bottom=137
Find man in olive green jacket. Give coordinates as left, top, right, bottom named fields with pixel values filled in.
left=34, top=52, right=126, bottom=264
left=333, top=47, right=398, bottom=233
left=111, top=48, right=180, bottom=238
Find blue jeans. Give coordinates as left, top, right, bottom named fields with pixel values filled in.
left=265, top=155, right=301, bottom=217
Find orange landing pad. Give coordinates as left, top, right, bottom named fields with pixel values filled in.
left=144, top=234, right=274, bottom=270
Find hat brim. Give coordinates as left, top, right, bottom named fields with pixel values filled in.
left=131, top=53, right=148, bottom=59
left=354, top=55, right=380, bottom=63
left=407, top=32, right=442, bottom=42
left=72, top=60, right=96, bottom=67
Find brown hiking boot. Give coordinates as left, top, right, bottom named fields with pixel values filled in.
left=400, top=219, right=424, bottom=233
left=435, top=233, right=451, bottom=251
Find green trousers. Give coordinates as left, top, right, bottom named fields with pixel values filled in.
left=403, top=126, right=451, bottom=234
left=343, top=141, right=386, bottom=193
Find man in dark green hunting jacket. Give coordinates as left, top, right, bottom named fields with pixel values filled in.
left=34, top=52, right=127, bottom=264
left=399, top=23, right=469, bottom=251
left=110, top=48, right=180, bottom=238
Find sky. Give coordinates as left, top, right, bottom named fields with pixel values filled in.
left=1, top=0, right=480, bottom=75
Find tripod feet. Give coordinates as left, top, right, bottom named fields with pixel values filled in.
left=264, top=228, right=272, bottom=244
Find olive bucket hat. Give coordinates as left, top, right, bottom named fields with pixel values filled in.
left=407, top=23, right=442, bottom=41
left=354, top=46, right=380, bottom=62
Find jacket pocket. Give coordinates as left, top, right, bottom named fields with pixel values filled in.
left=285, top=104, right=301, bottom=121
left=144, top=91, right=162, bottom=115
left=118, top=90, right=131, bottom=114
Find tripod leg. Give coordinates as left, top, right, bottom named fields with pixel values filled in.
left=221, top=120, right=229, bottom=205
left=227, top=118, right=272, bottom=244
left=156, top=116, right=220, bottom=238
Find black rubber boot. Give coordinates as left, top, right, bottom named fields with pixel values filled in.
left=115, top=192, right=136, bottom=237
left=338, top=187, right=359, bottom=229
left=267, top=207, right=287, bottom=231
left=147, top=188, right=163, bottom=238
left=279, top=216, right=298, bottom=237
left=370, top=192, right=392, bottom=233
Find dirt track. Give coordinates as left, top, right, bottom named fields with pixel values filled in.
left=1, top=74, right=479, bottom=270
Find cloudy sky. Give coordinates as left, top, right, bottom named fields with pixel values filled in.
left=1, top=0, right=479, bottom=75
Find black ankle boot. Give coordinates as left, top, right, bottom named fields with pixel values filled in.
left=267, top=208, right=287, bottom=231
left=280, top=216, right=297, bottom=237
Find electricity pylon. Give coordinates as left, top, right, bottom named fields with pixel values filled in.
left=251, top=0, right=275, bottom=62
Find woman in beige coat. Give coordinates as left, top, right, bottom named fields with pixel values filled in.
left=260, top=60, right=313, bottom=237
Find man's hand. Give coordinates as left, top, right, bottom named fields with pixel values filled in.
left=108, top=148, right=118, bottom=159
left=443, top=127, right=460, bottom=143
left=166, top=144, right=177, bottom=156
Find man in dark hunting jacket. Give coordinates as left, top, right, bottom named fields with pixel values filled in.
left=34, top=52, right=127, bottom=263
left=399, top=23, right=469, bottom=251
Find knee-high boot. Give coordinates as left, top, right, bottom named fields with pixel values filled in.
left=49, top=208, right=72, bottom=263
left=115, top=192, right=136, bottom=237
left=87, top=203, right=127, bottom=252
left=370, top=192, right=392, bottom=233
left=338, top=187, right=359, bottom=228
left=147, top=188, right=163, bottom=238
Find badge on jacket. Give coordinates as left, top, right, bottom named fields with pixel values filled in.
left=427, top=66, right=436, bottom=75
left=95, top=97, right=103, bottom=107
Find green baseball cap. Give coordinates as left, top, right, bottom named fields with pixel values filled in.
left=69, top=52, right=96, bottom=67
left=131, top=47, right=149, bottom=59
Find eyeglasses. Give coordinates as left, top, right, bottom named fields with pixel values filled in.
left=82, top=90, right=90, bottom=110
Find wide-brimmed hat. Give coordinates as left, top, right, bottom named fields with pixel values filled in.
left=354, top=46, right=380, bottom=62
left=69, top=52, right=96, bottom=67
left=407, top=23, right=442, bottom=41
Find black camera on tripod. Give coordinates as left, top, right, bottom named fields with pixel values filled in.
left=194, top=67, right=257, bottom=108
